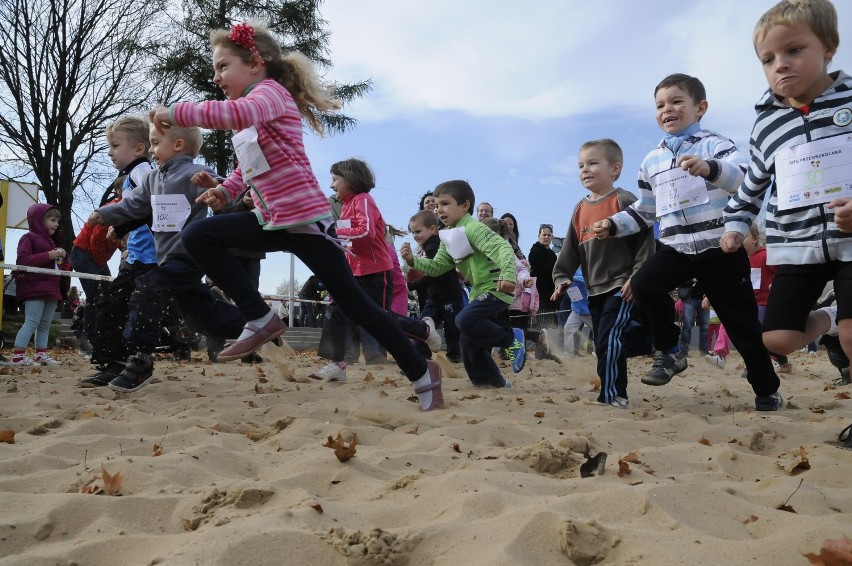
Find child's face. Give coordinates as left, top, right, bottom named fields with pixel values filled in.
left=435, top=194, right=469, bottom=227
left=578, top=146, right=621, bottom=195
left=330, top=174, right=354, bottom=200
left=213, top=46, right=265, bottom=100
left=755, top=22, right=836, bottom=108
left=107, top=130, right=146, bottom=171
left=44, top=214, right=59, bottom=235
left=409, top=219, right=437, bottom=245
left=655, top=85, right=707, bottom=134
left=149, top=126, right=183, bottom=167
left=743, top=232, right=758, bottom=256
left=422, top=195, right=437, bottom=211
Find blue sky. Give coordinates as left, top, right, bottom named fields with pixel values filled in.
left=5, top=0, right=852, bottom=300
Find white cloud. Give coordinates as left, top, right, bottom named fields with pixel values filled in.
left=321, top=0, right=852, bottom=130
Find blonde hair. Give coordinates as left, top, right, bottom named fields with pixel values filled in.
left=155, top=124, right=203, bottom=157
left=748, top=223, right=765, bottom=247
left=754, top=0, right=839, bottom=55
left=44, top=207, right=61, bottom=221
left=210, top=23, right=340, bottom=135
left=579, top=138, right=624, bottom=181
left=106, top=115, right=151, bottom=151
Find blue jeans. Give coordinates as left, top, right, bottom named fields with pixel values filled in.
left=181, top=211, right=428, bottom=382
left=454, top=293, right=512, bottom=387
left=15, top=299, right=58, bottom=349
left=679, top=297, right=709, bottom=353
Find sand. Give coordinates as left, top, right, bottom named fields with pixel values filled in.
left=0, top=342, right=850, bottom=566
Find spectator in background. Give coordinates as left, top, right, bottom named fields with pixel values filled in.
left=529, top=223, right=558, bottom=328
left=477, top=202, right=494, bottom=221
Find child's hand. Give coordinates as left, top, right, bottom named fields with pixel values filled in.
left=592, top=219, right=611, bottom=239
left=196, top=188, right=227, bottom=211
left=701, top=296, right=711, bottom=310
left=550, top=281, right=570, bottom=302
left=523, top=278, right=534, bottom=288
left=719, top=231, right=744, bottom=253
left=620, top=278, right=633, bottom=302
left=191, top=171, right=219, bottom=189
left=87, top=211, right=104, bottom=226
left=149, top=105, right=172, bottom=134
left=828, top=198, right=852, bottom=232
left=677, top=155, right=711, bottom=178
left=497, top=279, right=516, bottom=294
left=400, top=242, right=414, bottom=265
left=50, top=247, right=66, bottom=260
left=105, top=227, right=119, bottom=241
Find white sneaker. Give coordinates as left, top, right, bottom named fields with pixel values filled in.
left=423, top=317, right=442, bottom=353
left=11, top=356, right=34, bottom=366
left=704, top=354, right=726, bottom=369
left=820, top=306, right=839, bottom=336
left=310, top=362, right=347, bottom=382
left=34, top=353, right=61, bottom=366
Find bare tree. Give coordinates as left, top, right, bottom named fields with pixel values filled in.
left=0, top=0, right=165, bottom=246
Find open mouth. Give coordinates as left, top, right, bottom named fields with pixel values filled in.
left=663, top=116, right=678, bottom=125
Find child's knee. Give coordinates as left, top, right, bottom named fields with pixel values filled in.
left=762, top=330, right=797, bottom=356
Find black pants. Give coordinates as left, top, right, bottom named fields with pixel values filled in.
left=630, top=245, right=779, bottom=397
left=91, top=261, right=155, bottom=365
left=181, top=211, right=427, bottom=382
left=126, top=260, right=245, bottom=354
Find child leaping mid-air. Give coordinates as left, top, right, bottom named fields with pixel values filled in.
left=722, top=0, right=851, bottom=388
left=149, top=22, right=443, bottom=411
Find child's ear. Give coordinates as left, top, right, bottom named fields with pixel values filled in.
left=461, top=200, right=471, bottom=213
left=134, top=143, right=147, bottom=157
left=174, top=138, right=186, bottom=152
left=696, top=99, right=708, bottom=119
left=429, top=225, right=439, bottom=235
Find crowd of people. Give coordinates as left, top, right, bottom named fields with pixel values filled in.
left=1, top=0, right=850, bottom=448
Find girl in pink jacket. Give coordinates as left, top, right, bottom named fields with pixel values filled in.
left=151, top=22, right=443, bottom=411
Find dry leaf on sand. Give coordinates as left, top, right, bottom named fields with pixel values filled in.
left=0, top=430, right=14, bottom=444
left=101, top=464, right=124, bottom=495
left=323, top=433, right=357, bottom=462
left=777, top=446, right=811, bottom=475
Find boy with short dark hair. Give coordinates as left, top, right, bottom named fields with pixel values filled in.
left=552, top=139, right=654, bottom=408
left=722, top=0, right=851, bottom=386
left=594, top=74, right=783, bottom=412
left=407, top=209, right=464, bottom=363
left=400, top=180, right=523, bottom=387
left=87, top=123, right=245, bottom=392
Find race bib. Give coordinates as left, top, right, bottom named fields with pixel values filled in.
left=750, top=267, right=761, bottom=290
left=439, top=226, right=474, bottom=260
left=232, top=126, right=271, bottom=180
left=652, top=167, right=710, bottom=216
left=775, top=134, right=852, bottom=210
left=567, top=285, right=583, bottom=302
left=151, top=194, right=191, bottom=232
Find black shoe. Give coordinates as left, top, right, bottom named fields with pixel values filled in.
left=173, top=347, right=192, bottom=362
left=755, top=391, right=783, bottom=411
left=78, top=362, right=126, bottom=388
left=820, top=334, right=850, bottom=371
left=840, top=423, right=852, bottom=449
left=108, top=353, right=154, bottom=393
left=207, top=336, right=226, bottom=363
left=446, top=354, right=463, bottom=364
left=641, top=351, right=687, bottom=386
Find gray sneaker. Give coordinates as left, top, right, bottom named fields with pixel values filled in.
left=755, top=391, right=783, bottom=411
left=641, top=351, right=687, bottom=386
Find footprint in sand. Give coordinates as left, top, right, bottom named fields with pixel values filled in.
left=559, top=519, right=618, bottom=565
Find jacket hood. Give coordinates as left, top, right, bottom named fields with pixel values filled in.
left=26, top=203, right=62, bottom=246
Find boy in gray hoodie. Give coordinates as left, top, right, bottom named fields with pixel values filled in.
left=88, top=123, right=245, bottom=392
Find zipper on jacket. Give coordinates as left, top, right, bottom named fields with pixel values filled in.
left=798, top=109, right=831, bottom=262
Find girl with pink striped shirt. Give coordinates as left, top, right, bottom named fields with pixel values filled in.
left=149, top=22, right=443, bottom=411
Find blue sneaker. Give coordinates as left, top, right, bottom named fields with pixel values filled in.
left=504, top=328, right=526, bottom=373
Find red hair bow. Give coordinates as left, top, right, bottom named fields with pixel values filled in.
left=229, top=22, right=258, bottom=54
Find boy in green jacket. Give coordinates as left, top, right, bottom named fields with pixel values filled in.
left=401, top=180, right=524, bottom=387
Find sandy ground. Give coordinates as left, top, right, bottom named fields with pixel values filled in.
left=0, top=341, right=850, bottom=566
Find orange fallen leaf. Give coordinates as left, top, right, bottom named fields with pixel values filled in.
left=451, top=443, right=461, bottom=453
left=0, top=430, right=15, bottom=444
left=533, top=411, right=545, bottom=418
left=622, top=451, right=641, bottom=463
left=383, top=376, right=398, bottom=387
left=835, top=391, right=851, bottom=400
left=809, top=405, right=826, bottom=414
left=152, top=444, right=163, bottom=457
left=82, top=411, right=100, bottom=419
left=777, top=446, right=810, bottom=475
left=195, top=393, right=206, bottom=398
left=81, top=484, right=102, bottom=495
left=323, top=433, right=357, bottom=462
left=743, top=515, right=759, bottom=524
left=777, top=503, right=797, bottom=513
left=803, top=538, right=852, bottom=565
left=699, top=438, right=712, bottom=446
left=254, top=383, right=264, bottom=394
left=308, top=501, right=324, bottom=513
left=364, top=372, right=374, bottom=383
left=617, top=460, right=631, bottom=477
left=589, top=379, right=601, bottom=392
left=101, top=464, right=123, bottom=496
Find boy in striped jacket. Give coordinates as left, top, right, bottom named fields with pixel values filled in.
left=722, top=0, right=850, bottom=387
left=593, top=74, right=782, bottom=412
